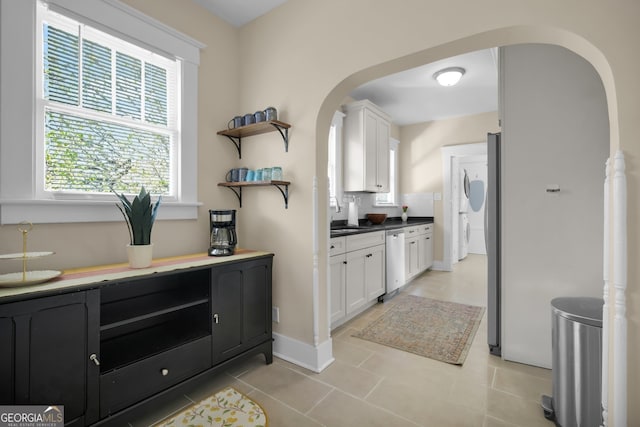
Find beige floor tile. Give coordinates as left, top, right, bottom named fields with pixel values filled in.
left=237, top=360, right=333, bottom=414
left=359, top=352, right=457, bottom=393
left=448, top=378, right=491, bottom=412
left=483, top=415, right=520, bottom=427
left=366, top=378, right=484, bottom=426
left=246, top=389, right=324, bottom=427
left=490, top=358, right=552, bottom=381
left=486, top=388, right=554, bottom=427
left=493, top=367, right=552, bottom=402
left=308, top=389, right=419, bottom=427
left=331, top=336, right=375, bottom=367
left=310, top=358, right=382, bottom=398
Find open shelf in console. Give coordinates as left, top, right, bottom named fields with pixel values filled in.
left=100, top=306, right=210, bottom=373
left=99, top=268, right=211, bottom=372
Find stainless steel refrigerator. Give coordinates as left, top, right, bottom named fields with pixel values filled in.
left=486, top=132, right=501, bottom=356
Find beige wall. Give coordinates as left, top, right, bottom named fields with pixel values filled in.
left=2, top=0, right=639, bottom=422
left=399, top=112, right=499, bottom=261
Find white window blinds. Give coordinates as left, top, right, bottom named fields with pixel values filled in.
left=41, top=9, right=178, bottom=195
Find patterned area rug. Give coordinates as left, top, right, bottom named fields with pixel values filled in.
left=353, top=295, right=485, bottom=365
left=154, top=386, right=267, bottom=427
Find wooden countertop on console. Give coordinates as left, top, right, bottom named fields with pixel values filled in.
left=0, top=249, right=273, bottom=302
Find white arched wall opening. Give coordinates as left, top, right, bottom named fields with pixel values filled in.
left=314, top=26, right=624, bottom=427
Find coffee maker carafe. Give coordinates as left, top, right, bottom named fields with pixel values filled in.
left=208, top=209, right=237, bottom=256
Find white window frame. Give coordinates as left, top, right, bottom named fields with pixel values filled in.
left=328, top=110, right=345, bottom=210
left=375, top=138, right=400, bottom=206
left=0, top=0, right=205, bottom=224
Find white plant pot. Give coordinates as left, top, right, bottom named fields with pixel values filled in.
left=401, top=212, right=408, bottom=222
left=127, top=244, right=153, bottom=268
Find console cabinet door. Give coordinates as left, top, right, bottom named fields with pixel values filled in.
left=211, top=257, right=272, bottom=364
left=0, top=316, right=14, bottom=403
left=0, top=291, right=100, bottom=426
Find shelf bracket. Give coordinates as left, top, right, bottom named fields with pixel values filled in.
left=272, top=182, right=289, bottom=209
left=223, top=185, right=243, bottom=207
left=270, top=123, right=289, bottom=152
left=222, top=135, right=242, bottom=159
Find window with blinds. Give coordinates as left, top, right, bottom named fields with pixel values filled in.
left=40, top=9, right=178, bottom=196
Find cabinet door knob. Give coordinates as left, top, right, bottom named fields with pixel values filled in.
left=90, top=354, right=100, bottom=366
left=161, top=368, right=169, bottom=376
left=343, top=261, right=347, bottom=265
left=330, top=245, right=335, bottom=249
left=213, top=313, right=220, bottom=324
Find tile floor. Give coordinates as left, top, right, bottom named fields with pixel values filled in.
left=131, top=254, right=555, bottom=427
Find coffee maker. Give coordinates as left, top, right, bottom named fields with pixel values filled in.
left=208, top=209, right=237, bottom=256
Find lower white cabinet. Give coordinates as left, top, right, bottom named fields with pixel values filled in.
left=330, top=231, right=385, bottom=329
left=345, top=248, right=367, bottom=314
left=330, top=253, right=347, bottom=324
left=365, top=244, right=386, bottom=300
left=419, top=231, right=433, bottom=271
left=405, top=224, right=434, bottom=283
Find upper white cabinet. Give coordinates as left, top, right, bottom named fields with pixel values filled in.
left=342, top=100, right=391, bottom=192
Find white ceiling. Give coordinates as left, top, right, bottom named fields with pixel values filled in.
left=192, top=0, right=288, bottom=27
left=193, top=0, right=499, bottom=126
left=350, top=49, right=499, bottom=126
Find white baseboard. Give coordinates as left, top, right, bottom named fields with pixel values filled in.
left=272, top=332, right=335, bottom=373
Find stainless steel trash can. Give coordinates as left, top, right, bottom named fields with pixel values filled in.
left=542, top=297, right=603, bottom=427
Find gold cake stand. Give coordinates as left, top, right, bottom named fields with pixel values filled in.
left=0, top=222, right=61, bottom=287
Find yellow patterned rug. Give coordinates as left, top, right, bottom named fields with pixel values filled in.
left=154, top=386, right=267, bottom=427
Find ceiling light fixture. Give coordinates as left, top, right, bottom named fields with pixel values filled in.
left=433, top=67, right=466, bottom=87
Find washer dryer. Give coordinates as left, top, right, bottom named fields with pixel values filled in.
left=459, top=168, right=470, bottom=213
left=458, top=168, right=470, bottom=260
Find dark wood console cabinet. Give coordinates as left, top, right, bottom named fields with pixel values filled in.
left=0, top=253, right=273, bottom=426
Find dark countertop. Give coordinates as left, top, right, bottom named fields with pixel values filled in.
left=330, top=216, right=434, bottom=238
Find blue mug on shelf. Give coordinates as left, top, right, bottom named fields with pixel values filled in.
left=255, top=168, right=263, bottom=181
left=225, top=168, right=240, bottom=182
left=228, top=116, right=243, bottom=129
left=271, top=166, right=283, bottom=181
left=245, top=169, right=255, bottom=181
left=238, top=167, right=248, bottom=181
left=243, top=113, right=255, bottom=125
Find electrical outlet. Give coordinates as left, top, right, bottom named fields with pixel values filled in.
left=272, top=306, right=280, bottom=323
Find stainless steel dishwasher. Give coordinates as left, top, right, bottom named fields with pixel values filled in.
left=384, top=228, right=405, bottom=300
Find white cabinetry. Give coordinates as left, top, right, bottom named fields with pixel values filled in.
left=418, top=224, right=434, bottom=271
left=404, top=224, right=434, bottom=283
left=329, top=237, right=347, bottom=324
left=343, top=100, right=391, bottom=192
left=330, top=231, right=385, bottom=329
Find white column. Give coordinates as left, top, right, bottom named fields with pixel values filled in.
left=312, top=175, right=320, bottom=347
left=601, top=158, right=610, bottom=427
left=612, top=150, right=627, bottom=427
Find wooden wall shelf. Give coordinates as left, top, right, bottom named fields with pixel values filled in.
left=217, top=120, right=291, bottom=158
left=218, top=180, right=290, bottom=208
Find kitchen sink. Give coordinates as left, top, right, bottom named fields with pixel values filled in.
left=330, top=226, right=374, bottom=236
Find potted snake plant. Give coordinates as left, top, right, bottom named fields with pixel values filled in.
left=114, top=186, right=162, bottom=268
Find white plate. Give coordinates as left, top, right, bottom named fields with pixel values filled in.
left=0, top=270, right=62, bottom=287
left=0, top=251, right=55, bottom=260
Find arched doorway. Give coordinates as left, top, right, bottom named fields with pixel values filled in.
left=315, top=27, right=622, bottom=426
